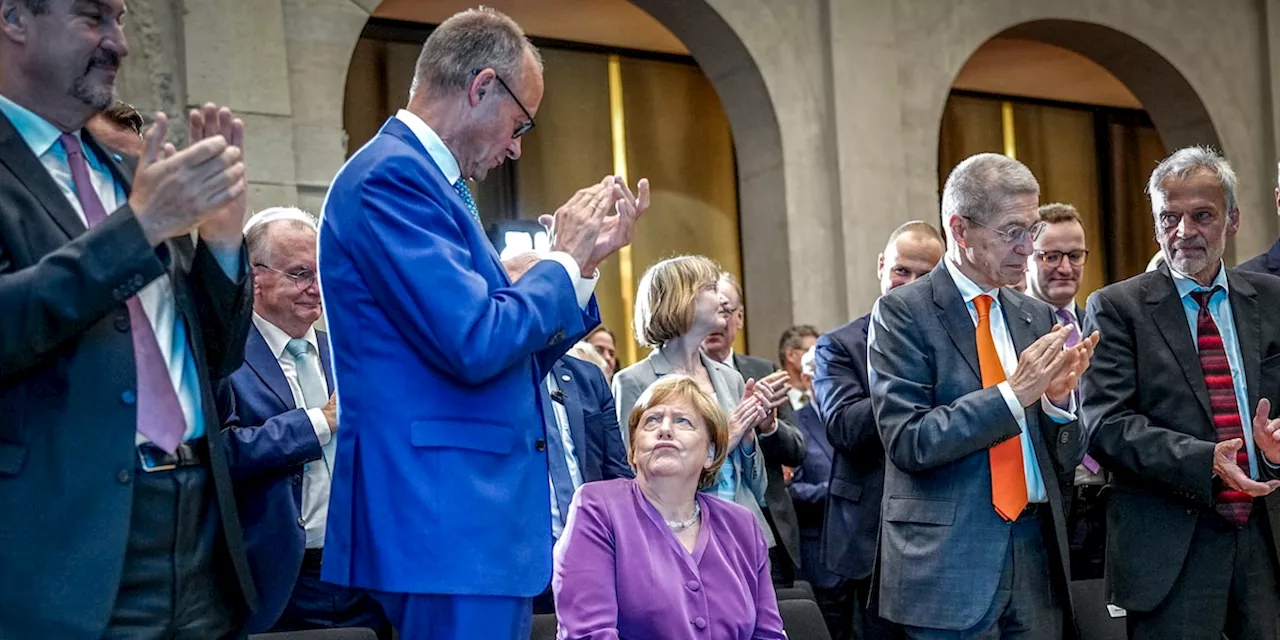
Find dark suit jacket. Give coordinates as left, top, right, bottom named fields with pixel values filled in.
left=217, top=324, right=331, bottom=632
left=1238, top=238, right=1280, bottom=277
left=788, top=404, right=834, bottom=531
left=0, top=113, right=256, bottom=638
left=734, top=353, right=807, bottom=568
left=811, top=314, right=883, bottom=581
left=1081, top=265, right=1280, bottom=612
left=553, top=355, right=633, bottom=483
left=869, top=263, right=1083, bottom=631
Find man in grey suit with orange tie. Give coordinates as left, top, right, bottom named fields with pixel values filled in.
left=869, top=153, right=1097, bottom=639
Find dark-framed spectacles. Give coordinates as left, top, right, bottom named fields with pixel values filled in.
left=963, top=216, right=1046, bottom=245
left=1034, top=249, right=1089, bottom=267
left=473, top=68, right=536, bottom=139
left=253, top=263, right=316, bottom=291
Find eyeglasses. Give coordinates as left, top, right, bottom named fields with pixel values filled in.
left=1034, top=250, right=1090, bottom=267
left=963, top=216, right=1046, bottom=245
left=253, top=263, right=317, bottom=291
left=474, top=69, right=536, bottom=139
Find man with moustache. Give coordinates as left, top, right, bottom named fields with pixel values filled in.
left=870, top=153, right=1097, bottom=639
left=1024, top=203, right=1106, bottom=581
left=1082, top=146, right=1280, bottom=639
left=0, top=0, right=256, bottom=636
left=813, top=220, right=944, bottom=639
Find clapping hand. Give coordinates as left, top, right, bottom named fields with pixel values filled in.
left=188, top=103, right=247, bottom=250
left=1045, top=326, right=1100, bottom=406
left=542, top=176, right=650, bottom=276
left=1251, top=398, right=1280, bottom=466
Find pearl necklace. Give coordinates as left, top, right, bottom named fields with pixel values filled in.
left=665, top=501, right=702, bottom=532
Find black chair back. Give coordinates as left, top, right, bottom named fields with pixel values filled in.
left=249, top=629, right=378, bottom=640
left=778, top=598, right=832, bottom=640
left=530, top=612, right=558, bottom=640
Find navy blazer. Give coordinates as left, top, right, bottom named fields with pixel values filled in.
left=217, top=324, right=331, bottom=632
left=1238, top=238, right=1280, bottom=277
left=787, top=404, right=834, bottom=531
left=811, top=315, right=881, bottom=582
left=553, top=355, right=632, bottom=483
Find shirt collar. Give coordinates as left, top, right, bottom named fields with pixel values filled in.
left=720, top=348, right=736, bottom=369
left=395, top=109, right=461, bottom=185
left=944, top=256, right=1000, bottom=304
left=0, top=93, right=70, bottom=159
left=253, top=313, right=318, bottom=359
left=1170, top=261, right=1229, bottom=300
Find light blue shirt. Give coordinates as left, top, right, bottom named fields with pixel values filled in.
left=1169, top=263, right=1261, bottom=479
left=546, top=374, right=584, bottom=539
left=0, top=94, right=241, bottom=442
left=944, top=259, right=1077, bottom=503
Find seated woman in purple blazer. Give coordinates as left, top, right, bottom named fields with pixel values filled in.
left=552, top=376, right=786, bottom=640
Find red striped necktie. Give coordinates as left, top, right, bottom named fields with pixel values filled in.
left=1191, top=287, right=1252, bottom=526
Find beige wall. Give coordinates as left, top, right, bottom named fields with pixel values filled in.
left=117, top=0, right=1280, bottom=357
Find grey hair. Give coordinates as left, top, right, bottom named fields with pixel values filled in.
left=245, top=207, right=319, bottom=265
left=410, top=7, right=543, bottom=98
left=941, top=153, right=1040, bottom=231
left=1147, top=145, right=1237, bottom=215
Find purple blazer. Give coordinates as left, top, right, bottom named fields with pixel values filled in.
left=552, top=478, right=785, bottom=640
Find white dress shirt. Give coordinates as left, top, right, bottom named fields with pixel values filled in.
left=393, top=109, right=597, bottom=308
left=0, top=94, right=241, bottom=444
left=944, top=258, right=1076, bottom=503
left=545, top=375, right=584, bottom=540
left=252, top=314, right=334, bottom=548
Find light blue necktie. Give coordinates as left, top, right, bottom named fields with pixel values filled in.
left=286, top=339, right=334, bottom=471
left=452, top=178, right=481, bottom=223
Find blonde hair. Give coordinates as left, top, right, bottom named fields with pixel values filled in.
left=627, top=376, right=729, bottom=489
left=633, top=256, right=721, bottom=347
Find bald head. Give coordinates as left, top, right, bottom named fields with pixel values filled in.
left=878, top=222, right=944, bottom=295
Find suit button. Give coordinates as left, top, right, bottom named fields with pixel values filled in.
left=114, top=314, right=130, bottom=332
left=121, top=390, right=137, bottom=405
left=686, top=579, right=700, bottom=591
left=1059, top=432, right=1070, bottom=444
left=549, top=330, right=565, bottom=345
left=297, top=517, right=306, bottom=528
left=292, top=474, right=302, bottom=486
left=535, top=439, right=547, bottom=452
left=132, top=274, right=145, bottom=288
left=117, top=469, right=131, bottom=484
left=692, top=617, right=707, bottom=630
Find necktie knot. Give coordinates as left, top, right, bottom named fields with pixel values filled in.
left=285, top=338, right=311, bottom=360
left=1191, top=287, right=1221, bottom=310
left=452, top=178, right=480, bottom=223
left=974, top=294, right=994, bottom=319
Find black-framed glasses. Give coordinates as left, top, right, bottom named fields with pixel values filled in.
left=253, top=263, right=317, bottom=290
left=1034, top=249, right=1090, bottom=267
left=963, top=216, right=1046, bottom=245
left=473, top=68, right=535, bottom=139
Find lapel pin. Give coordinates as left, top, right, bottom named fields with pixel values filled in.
left=561, top=374, right=571, bottom=382
left=112, top=154, right=122, bottom=162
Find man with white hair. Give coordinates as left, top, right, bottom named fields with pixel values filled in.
left=869, top=153, right=1097, bottom=638
left=218, top=207, right=390, bottom=637
left=1082, top=146, right=1280, bottom=638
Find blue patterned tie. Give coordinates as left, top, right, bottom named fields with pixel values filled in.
left=452, top=178, right=480, bottom=223
left=541, top=382, right=576, bottom=535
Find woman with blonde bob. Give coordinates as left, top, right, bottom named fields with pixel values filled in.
left=552, top=376, right=785, bottom=639
left=612, top=255, right=787, bottom=547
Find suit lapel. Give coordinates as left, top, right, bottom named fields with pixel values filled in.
left=1147, top=268, right=1213, bottom=421
left=931, top=265, right=983, bottom=384
left=1227, top=271, right=1262, bottom=417
left=554, top=361, right=588, bottom=455
left=999, top=289, right=1037, bottom=355
left=0, top=113, right=86, bottom=239
left=317, top=330, right=334, bottom=391
left=245, top=324, right=296, bottom=410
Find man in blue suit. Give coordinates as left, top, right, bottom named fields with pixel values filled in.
left=218, top=208, right=389, bottom=637
left=869, top=154, right=1096, bottom=639
left=317, top=8, right=648, bottom=639
left=813, top=220, right=943, bottom=640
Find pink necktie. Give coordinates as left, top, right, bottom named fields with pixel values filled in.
left=1057, top=308, right=1100, bottom=475
left=60, top=133, right=186, bottom=453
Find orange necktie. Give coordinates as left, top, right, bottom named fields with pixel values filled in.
left=974, top=294, right=1027, bottom=521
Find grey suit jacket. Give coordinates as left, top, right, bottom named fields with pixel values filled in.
left=732, top=353, right=806, bottom=567
left=869, top=262, right=1083, bottom=632
left=613, top=349, right=772, bottom=545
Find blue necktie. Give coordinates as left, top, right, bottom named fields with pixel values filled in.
left=541, top=384, right=575, bottom=532
left=452, top=178, right=480, bottom=223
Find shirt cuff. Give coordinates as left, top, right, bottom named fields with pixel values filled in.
left=1040, top=394, right=1077, bottom=424
left=208, top=244, right=244, bottom=281
left=306, top=408, right=332, bottom=446
left=996, top=381, right=1028, bottom=426
left=544, top=251, right=598, bottom=309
